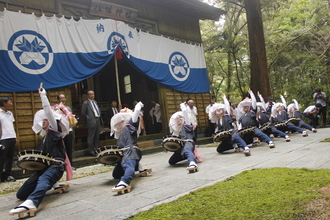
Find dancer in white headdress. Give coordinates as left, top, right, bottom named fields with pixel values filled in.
left=237, top=90, right=275, bottom=148
left=110, top=102, right=151, bottom=194
left=271, top=95, right=308, bottom=137
left=287, top=99, right=317, bottom=133
left=168, top=103, right=198, bottom=173
left=257, top=92, right=291, bottom=142
left=9, top=87, right=72, bottom=218
left=209, top=95, right=251, bottom=156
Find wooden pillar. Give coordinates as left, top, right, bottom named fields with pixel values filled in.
left=245, top=0, right=271, bottom=99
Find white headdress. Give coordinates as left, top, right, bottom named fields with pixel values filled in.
left=256, top=102, right=266, bottom=113
left=237, top=100, right=252, bottom=114
left=271, top=103, right=285, bottom=118
left=287, top=103, right=296, bottom=118
left=208, top=103, right=226, bottom=123
left=110, top=112, right=133, bottom=139
left=32, top=109, right=69, bottom=137
left=169, top=111, right=185, bottom=136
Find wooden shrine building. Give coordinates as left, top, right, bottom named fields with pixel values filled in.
left=0, top=0, right=224, bottom=152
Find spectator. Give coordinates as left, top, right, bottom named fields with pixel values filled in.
left=205, top=97, right=216, bottom=137
left=149, top=101, right=162, bottom=133
left=54, top=93, right=77, bottom=170
left=265, top=96, right=275, bottom=114
left=81, top=90, right=102, bottom=156
left=180, top=98, right=198, bottom=142
left=303, top=103, right=322, bottom=128
left=104, top=101, right=119, bottom=139
left=313, top=88, right=327, bottom=126
left=134, top=101, right=146, bottom=135
left=0, top=96, right=17, bottom=182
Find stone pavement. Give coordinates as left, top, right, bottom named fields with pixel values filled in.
left=1, top=128, right=330, bottom=220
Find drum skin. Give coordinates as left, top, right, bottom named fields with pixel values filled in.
left=162, top=135, right=183, bottom=152
left=96, top=146, right=123, bottom=165
left=17, top=150, right=53, bottom=171
left=287, top=118, right=300, bottom=126
left=213, top=130, right=232, bottom=142
left=238, top=127, right=255, bottom=137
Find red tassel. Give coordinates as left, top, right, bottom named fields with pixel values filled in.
left=116, top=48, right=122, bottom=59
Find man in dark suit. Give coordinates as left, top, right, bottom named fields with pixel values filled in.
left=81, top=90, right=102, bottom=156
left=104, top=101, right=119, bottom=139
left=104, top=101, right=119, bottom=128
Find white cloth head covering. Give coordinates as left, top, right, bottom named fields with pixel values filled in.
left=256, top=102, right=266, bottom=113
left=110, top=110, right=142, bottom=139
left=287, top=103, right=296, bottom=118
left=237, top=100, right=252, bottom=114
left=32, top=109, right=69, bottom=137
left=169, top=111, right=185, bottom=135
left=208, top=103, right=226, bottom=123
left=271, top=103, right=285, bottom=118
left=110, top=112, right=132, bottom=139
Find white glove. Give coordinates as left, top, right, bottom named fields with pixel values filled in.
left=137, top=101, right=144, bottom=108
left=39, top=88, right=46, bottom=96
left=180, top=103, right=186, bottom=111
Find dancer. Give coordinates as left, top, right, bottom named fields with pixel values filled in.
left=209, top=95, right=251, bottom=156
left=167, top=103, right=198, bottom=173
left=110, top=102, right=151, bottom=194
left=271, top=95, right=308, bottom=137
left=287, top=99, right=317, bottom=133
left=9, top=87, right=72, bottom=218
left=257, top=92, right=291, bottom=141
left=237, top=90, right=275, bottom=148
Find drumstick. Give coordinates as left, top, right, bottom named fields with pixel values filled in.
left=40, top=82, right=43, bottom=91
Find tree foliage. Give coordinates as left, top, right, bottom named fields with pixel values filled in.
left=202, top=0, right=330, bottom=109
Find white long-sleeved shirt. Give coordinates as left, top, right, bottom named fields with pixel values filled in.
left=0, top=108, right=16, bottom=139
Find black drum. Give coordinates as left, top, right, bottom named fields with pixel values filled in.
left=260, top=122, right=272, bottom=136
left=238, top=126, right=256, bottom=145
left=274, top=122, right=287, bottom=131
left=162, top=135, right=184, bottom=152
left=260, top=122, right=271, bottom=131
left=212, top=129, right=232, bottom=142
left=287, top=118, right=300, bottom=126
left=96, top=145, right=123, bottom=165
left=17, top=150, right=54, bottom=171
left=238, top=126, right=255, bottom=137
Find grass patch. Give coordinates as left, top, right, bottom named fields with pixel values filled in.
left=321, top=138, right=330, bottom=142
left=130, top=168, right=330, bottom=220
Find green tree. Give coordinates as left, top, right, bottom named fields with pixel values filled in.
left=201, top=0, right=250, bottom=103
left=202, top=0, right=330, bottom=113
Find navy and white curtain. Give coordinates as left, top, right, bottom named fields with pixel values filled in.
left=0, top=9, right=210, bottom=93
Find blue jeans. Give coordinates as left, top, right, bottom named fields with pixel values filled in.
left=271, top=127, right=286, bottom=138
left=254, top=128, right=272, bottom=144
left=303, top=113, right=318, bottom=127
left=300, top=122, right=313, bottom=131
left=216, top=134, right=247, bottom=153
left=112, top=159, right=137, bottom=185
left=287, top=125, right=304, bottom=134
left=169, top=147, right=195, bottom=165
left=16, top=169, right=63, bottom=207
left=232, top=134, right=248, bottom=149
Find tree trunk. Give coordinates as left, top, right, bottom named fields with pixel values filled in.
left=245, top=0, right=271, bottom=100
left=226, top=50, right=233, bottom=99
